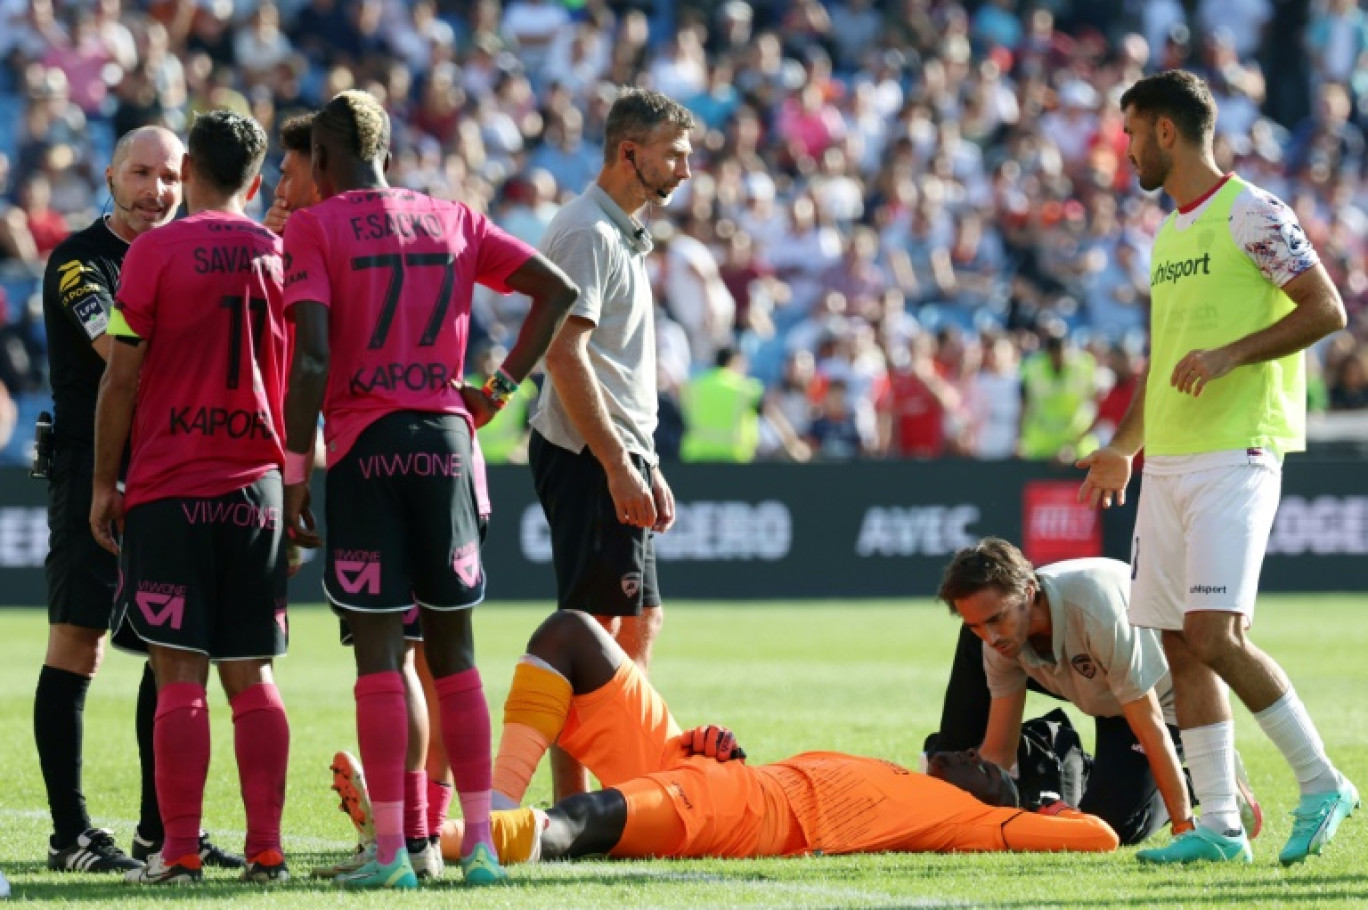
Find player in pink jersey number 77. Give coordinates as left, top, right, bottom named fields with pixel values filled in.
left=280, top=90, right=578, bottom=890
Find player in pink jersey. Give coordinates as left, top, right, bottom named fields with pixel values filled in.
left=89, top=111, right=292, bottom=886
left=268, top=110, right=461, bottom=882
left=281, top=90, right=577, bottom=890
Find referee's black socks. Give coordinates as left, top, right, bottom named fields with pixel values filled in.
left=35, top=665, right=92, bottom=846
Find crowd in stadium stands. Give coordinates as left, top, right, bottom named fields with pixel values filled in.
left=1, top=0, right=1368, bottom=465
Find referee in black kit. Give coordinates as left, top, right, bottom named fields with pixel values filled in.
left=35, top=125, right=238, bottom=873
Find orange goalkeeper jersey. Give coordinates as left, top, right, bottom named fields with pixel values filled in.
left=614, top=750, right=1119, bottom=859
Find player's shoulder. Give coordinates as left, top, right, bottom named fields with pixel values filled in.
left=46, top=220, right=122, bottom=300
left=543, top=199, right=618, bottom=248
left=1230, top=176, right=1296, bottom=222
left=48, top=219, right=118, bottom=270
left=1040, top=559, right=1130, bottom=613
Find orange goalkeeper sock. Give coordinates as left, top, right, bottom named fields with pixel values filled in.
left=492, top=658, right=573, bottom=803
left=491, top=807, right=545, bottom=864
left=436, top=808, right=545, bottom=864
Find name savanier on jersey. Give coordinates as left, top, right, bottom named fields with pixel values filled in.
left=350, top=212, right=446, bottom=241
left=193, top=245, right=280, bottom=276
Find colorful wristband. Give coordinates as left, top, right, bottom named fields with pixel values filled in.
left=284, top=451, right=310, bottom=485
left=481, top=367, right=520, bottom=411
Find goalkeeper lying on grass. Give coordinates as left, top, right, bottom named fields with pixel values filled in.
left=428, top=610, right=1118, bottom=863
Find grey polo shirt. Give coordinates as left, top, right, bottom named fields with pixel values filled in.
left=984, top=557, right=1176, bottom=725
left=530, top=184, right=658, bottom=461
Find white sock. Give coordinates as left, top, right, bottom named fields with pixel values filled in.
left=1182, top=721, right=1242, bottom=835
left=1253, top=689, right=1339, bottom=796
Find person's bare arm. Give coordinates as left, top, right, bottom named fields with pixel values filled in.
left=90, top=337, right=146, bottom=553
left=1076, top=368, right=1145, bottom=508
left=1120, top=691, right=1192, bottom=834
left=1170, top=262, right=1346, bottom=397
left=979, top=689, right=1027, bottom=772
left=543, top=317, right=656, bottom=528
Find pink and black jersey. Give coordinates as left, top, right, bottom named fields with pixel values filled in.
left=281, top=188, right=535, bottom=464
left=115, top=211, right=288, bottom=508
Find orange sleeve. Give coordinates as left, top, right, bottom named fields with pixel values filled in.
left=999, top=808, right=1120, bottom=853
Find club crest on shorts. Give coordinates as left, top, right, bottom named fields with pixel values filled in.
left=621, top=572, right=642, bottom=599
left=1070, top=654, right=1097, bottom=679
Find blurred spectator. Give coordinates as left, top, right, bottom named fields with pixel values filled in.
left=502, top=0, right=571, bottom=85
left=1198, top=0, right=1272, bottom=60
left=829, top=0, right=883, bottom=71
left=1018, top=324, right=1098, bottom=461
left=876, top=333, right=958, bottom=459
left=495, top=170, right=560, bottom=248
left=1084, top=237, right=1149, bottom=341
left=1287, top=82, right=1364, bottom=179
left=1329, top=343, right=1368, bottom=410
left=686, top=58, right=740, bottom=133
left=18, top=173, right=68, bottom=259
left=661, top=215, right=736, bottom=366
left=1090, top=344, right=1144, bottom=449
left=806, top=377, right=868, bottom=459
left=528, top=108, right=599, bottom=196
left=41, top=6, right=116, bottom=117
left=1305, top=0, right=1368, bottom=90
left=777, top=81, right=846, bottom=164
left=963, top=334, right=1022, bottom=459
left=0, top=379, right=16, bottom=452
left=649, top=26, right=708, bottom=102
left=681, top=346, right=763, bottom=462
left=234, top=3, right=294, bottom=84
left=759, top=348, right=817, bottom=459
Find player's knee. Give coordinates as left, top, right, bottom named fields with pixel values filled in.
left=219, top=659, right=272, bottom=699
left=1181, top=617, right=1244, bottom=668
left=640, top=604, right=664, bottom=641
left=44, top=624, right=106, bottom=676
left=527, top=610, right=600, bottom=665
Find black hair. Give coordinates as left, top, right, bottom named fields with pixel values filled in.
left=1118, top=70, right=1216, bottom=145
left=278, top=112, right=316, bottom=155
left=187, top=109, right=268, bottom=195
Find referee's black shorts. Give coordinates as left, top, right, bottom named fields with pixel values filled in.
left=529, top=431, right=660, bottom=618
left=45, top=444, right=118, bottom=629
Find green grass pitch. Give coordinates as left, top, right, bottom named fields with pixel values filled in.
left=0, top=597, right=1365, bottom=907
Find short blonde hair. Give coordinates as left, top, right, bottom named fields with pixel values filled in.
left=315, top=90, right=390, bottom=162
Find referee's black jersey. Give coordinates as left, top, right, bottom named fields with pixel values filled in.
left=42, top=217, right=130, bottom=446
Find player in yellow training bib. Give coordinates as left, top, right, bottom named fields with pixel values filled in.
left=1077, top=70, right=1358, bottom=866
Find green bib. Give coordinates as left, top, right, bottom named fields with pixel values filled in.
left=1146, top=176, right=1304, bottom=455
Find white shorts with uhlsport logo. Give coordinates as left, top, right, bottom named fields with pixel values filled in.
left=1129, top=449, right=1283, bottom=631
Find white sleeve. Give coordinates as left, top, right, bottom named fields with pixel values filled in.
left=1229, top=185, right=1320, bottom=289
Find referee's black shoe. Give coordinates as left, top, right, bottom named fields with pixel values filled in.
left=47, top=828, right=143, bottom=873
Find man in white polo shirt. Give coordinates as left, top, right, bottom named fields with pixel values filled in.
left=932, top=537, right=1260, bottom=847
left=527, top=87, right=696, bottom=802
